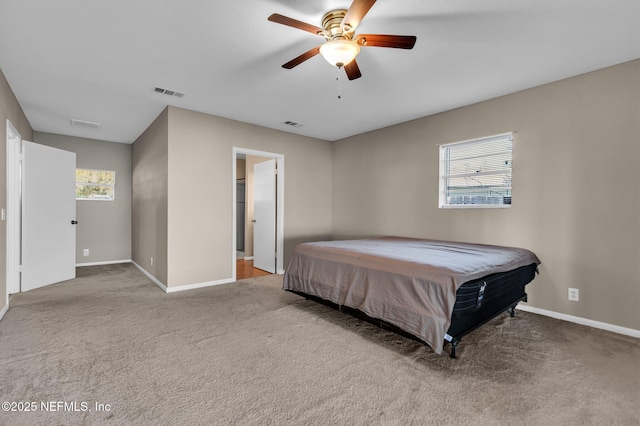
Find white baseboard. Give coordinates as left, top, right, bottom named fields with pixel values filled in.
left=516, top=304, right=640, bottom=339
left=165, top=278, right=234, bottom=293
left=76, top=259, right=132, bottom=267
left=132, top=261, right=234, bottom=293
left=0, top=303, right=8, bottom=321
left=132, top=261, right=168, bottom=292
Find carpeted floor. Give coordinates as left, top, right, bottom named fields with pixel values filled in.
left=0, top=263, right=638, bottom=425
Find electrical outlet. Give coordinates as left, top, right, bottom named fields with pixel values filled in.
left=151, top=257, right=154, bottom=266
left=83, top=249, right=90, bottom=257
left=568, top=288, right=579, bottom=302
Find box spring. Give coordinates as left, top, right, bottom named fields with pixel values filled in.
left=288, top=262, right=538, bottom=358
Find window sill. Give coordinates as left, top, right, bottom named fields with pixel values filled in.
left=439, top=204, right=511, bottom=209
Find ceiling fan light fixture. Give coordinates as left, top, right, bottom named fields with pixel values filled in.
left=319, top=39, right=360, bottom=68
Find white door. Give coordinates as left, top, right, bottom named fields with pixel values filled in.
left=253, top=159, right=276, bottom=273
left=21, top=141, right=77, bottom=291
left=6, top=120, right=22, bottom=294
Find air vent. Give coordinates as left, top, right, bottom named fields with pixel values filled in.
left=283, top=120, right=303, bottom=128
left=70, top=119, right=101, bottom=129
left=154, top=87, right=184, bottom=98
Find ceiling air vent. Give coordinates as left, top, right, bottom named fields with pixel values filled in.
left=70, top=119, right=101, bottom=129
left=283, top=120, right=303, bottom=128
left=154, top=87, right=184, bottom=98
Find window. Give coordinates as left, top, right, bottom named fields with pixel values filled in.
left=76, top=169, right=116, bottom=201
left=439, top=133, right=513, bottom=208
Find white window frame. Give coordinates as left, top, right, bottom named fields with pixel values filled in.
left=76, top=168, right=116, bottom=201
left=439, top=132, right=513, bottom=209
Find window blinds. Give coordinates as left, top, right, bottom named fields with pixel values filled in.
left=439, top=133, right=513, bottom=207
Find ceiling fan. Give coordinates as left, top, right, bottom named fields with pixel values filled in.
left=268, top=0, right=417, bottom=80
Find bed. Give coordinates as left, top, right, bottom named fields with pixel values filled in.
left=282, top=237, right=541, bottom=357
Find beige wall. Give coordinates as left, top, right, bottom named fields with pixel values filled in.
left=132, top=106, right=333, bottom=289
left=332, top=59, right=640, bottom=330
left=166, top=106, right=333, bottom=288
left=132, top=108, right=169, bottom=285
left=0, top=68, right=33, bottom=311
left=35, top=132, right=132, bottom=264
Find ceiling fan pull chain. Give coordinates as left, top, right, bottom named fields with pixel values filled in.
left=336, top=67, right=342, bottom=100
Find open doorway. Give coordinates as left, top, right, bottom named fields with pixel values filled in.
left=232, top=148, right=284, bottom=281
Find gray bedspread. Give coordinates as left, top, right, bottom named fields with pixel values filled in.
left=282, top=237, right=541, bottom=354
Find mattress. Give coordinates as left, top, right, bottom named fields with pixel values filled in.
left=283, top=237, right=541, bottom=354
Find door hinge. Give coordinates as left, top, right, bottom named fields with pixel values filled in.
left=275, top=252, right=278, bottom=259
left=17, top=265, right=23, bottom=273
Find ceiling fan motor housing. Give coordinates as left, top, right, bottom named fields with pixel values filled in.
left=321, top=9, right=352, bottom=40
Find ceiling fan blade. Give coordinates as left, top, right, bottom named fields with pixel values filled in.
left=354, top=34, right=417, bottom=49
left=342, top=0, right=377, bottom=31
left=268, top=14, right=324, bottom=36
left=282, top=46, right=321, bottom=69
left=344, top=60, right=362, bottom=80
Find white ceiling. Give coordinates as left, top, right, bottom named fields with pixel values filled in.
left=1, top=0, right=639, bottom=144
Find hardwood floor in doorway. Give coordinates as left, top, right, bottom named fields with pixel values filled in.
left=236, top=259, right=271, bottom=280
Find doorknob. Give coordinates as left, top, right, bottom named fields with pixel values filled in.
left=71, top=220, right=78, bottom=225
left=252, top=219, right=256, bottom=223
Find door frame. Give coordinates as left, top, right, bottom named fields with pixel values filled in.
left=232, top=147, right=284, bottom=280
left=6, top=119, right=21, bottom=296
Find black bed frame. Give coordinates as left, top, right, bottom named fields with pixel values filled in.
left=287, top=263, right=538, bottom=358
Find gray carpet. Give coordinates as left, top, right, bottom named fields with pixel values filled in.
left=0, top=264, right=638, bottom=426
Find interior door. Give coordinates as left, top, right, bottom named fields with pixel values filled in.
left=253, top=159, right=276, bottom=273
left=21, top=141, right=77, bottom=291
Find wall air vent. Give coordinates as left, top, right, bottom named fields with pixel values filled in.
left=154, top=87, right=184, bottom=98
left=70, top=119, right=101, bottom=129
left=283, top=120, right=303, bottom=128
